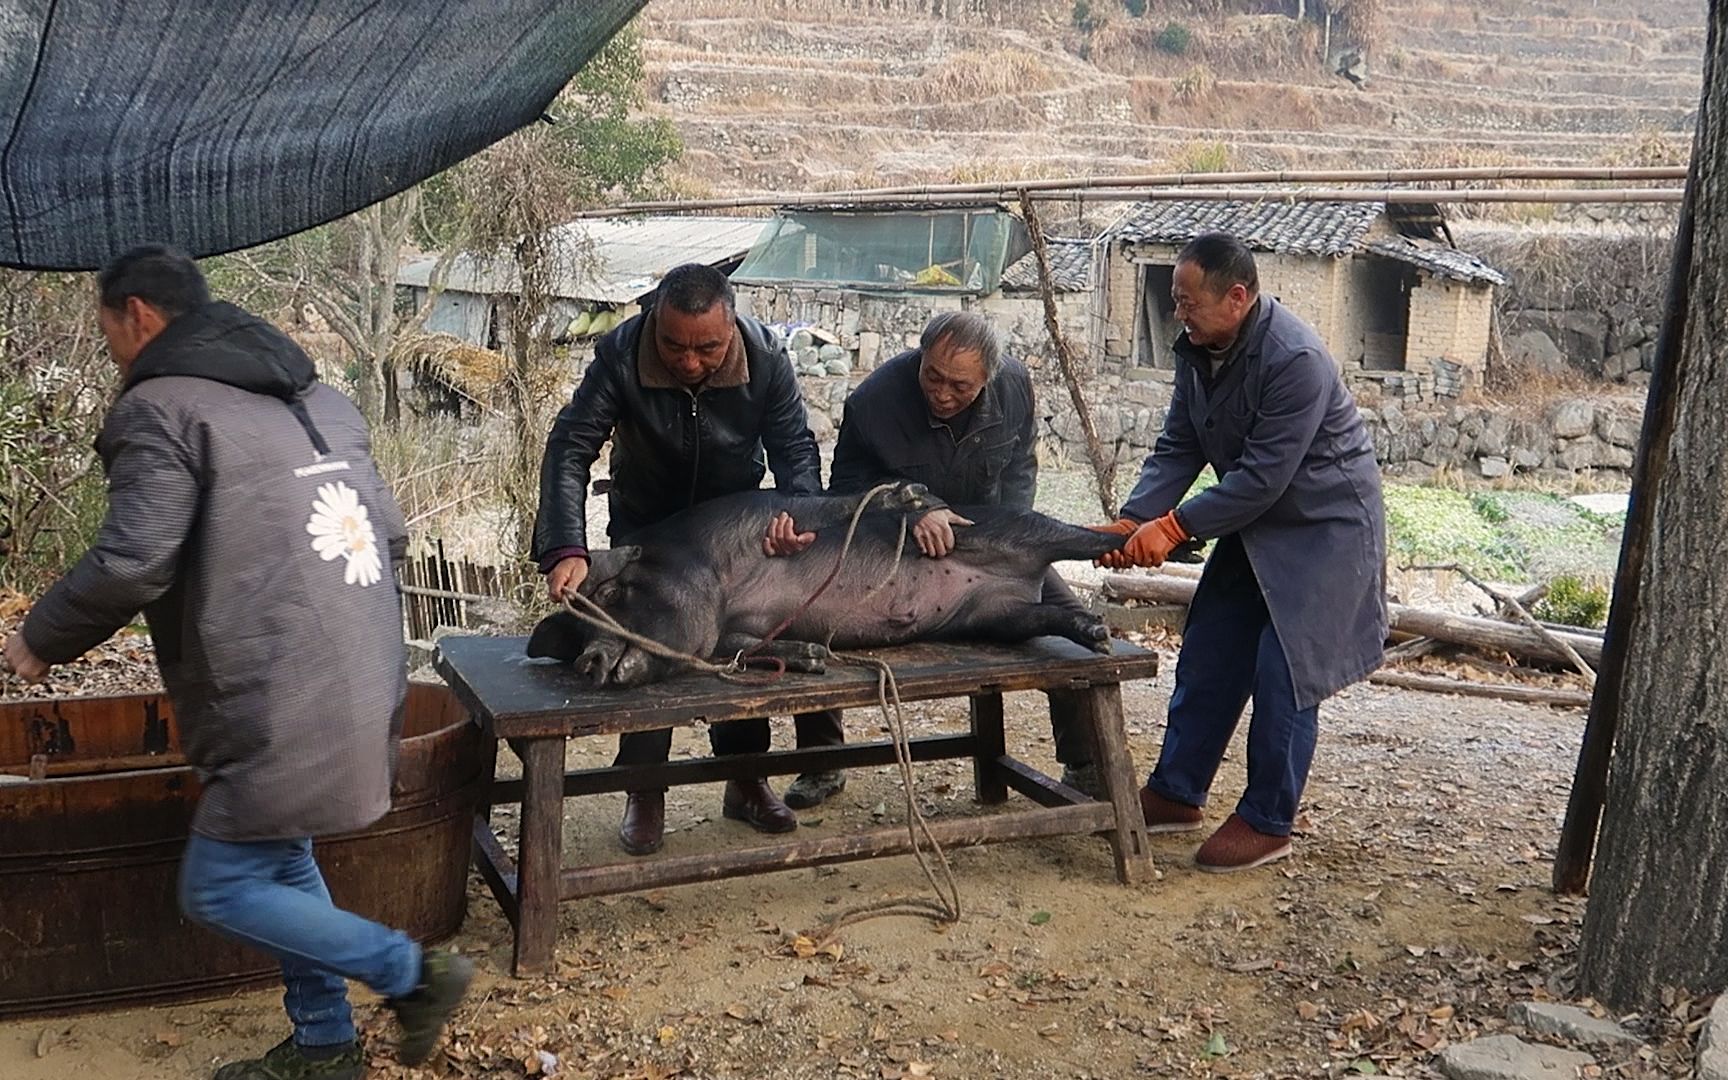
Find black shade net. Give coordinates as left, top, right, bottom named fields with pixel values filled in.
left=0, top=0, right=646, bottom=270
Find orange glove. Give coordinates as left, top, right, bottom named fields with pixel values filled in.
left=1097, top=511, right=1189, bottom=569
left=1086, top=518, right=1139, bottom=538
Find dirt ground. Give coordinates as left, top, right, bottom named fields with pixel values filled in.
left=6, top=623, right=1697, bottom=1080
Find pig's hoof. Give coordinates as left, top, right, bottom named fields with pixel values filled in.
left=1085, top=622, right=1113, bottom=654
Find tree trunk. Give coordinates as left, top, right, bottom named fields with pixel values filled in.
left=1099, top=572, right=1603, bottom=667
left=1575, top=0, right=1728, bottom=1011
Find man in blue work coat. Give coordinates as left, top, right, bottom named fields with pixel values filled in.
left=1093, top=231, right=1387, bottom=873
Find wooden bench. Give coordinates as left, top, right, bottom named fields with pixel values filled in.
left=433, top=635, right=1158, bottom=976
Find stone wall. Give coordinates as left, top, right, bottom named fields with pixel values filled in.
left=1033, top=362, right=1642, bottom=484
left=734, top=281, right=1090, bottom=439
left=1457, top=223, right=1675, bottom=385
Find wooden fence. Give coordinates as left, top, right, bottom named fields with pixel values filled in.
left=399, top=538, right=530, bottom=643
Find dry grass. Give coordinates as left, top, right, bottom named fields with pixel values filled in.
left=1171, top=63, right=1217, bottom=103
left=1167, top=139, right=1232, bottom=174
left=925, top=48, right=1059, bottom=99
left=1598, top=127, right=1691, bottom=168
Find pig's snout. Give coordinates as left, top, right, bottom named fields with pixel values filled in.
left=576, top=638, right=625, bottom=685
left=573, top=636, right=658, bottom=688
left=611, top=647, right=654, bottom=687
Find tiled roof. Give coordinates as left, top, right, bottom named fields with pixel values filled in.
left=1113, top=199, right=1381, bottom=256
left=1363, top=236, right=1507, bottom=286
left=1112, top=198, right=1504, bottom=286
left=1001, top=239, right=1093, bottom=292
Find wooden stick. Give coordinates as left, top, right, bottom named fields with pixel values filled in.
left=1554, top=129, right=1701, bottom=896
left=1404, top=564, right=1596, bottom=683
left=1019, top=191, right=1116, bottom=519
left=1369, top=670, right=1590, bottom=708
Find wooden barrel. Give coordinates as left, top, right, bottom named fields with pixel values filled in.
left=0, top=682, right=482, bottom=1018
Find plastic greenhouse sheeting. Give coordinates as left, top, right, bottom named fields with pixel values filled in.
left=0, top=0, right=645, bottom=270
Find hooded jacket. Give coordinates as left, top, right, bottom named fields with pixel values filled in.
left=22, top=302, right=410, bottom=841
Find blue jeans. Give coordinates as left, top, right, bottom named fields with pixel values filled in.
left=179, top=835, right=422, bottom=1048
left=1146, top=535, right=1319, bottom=836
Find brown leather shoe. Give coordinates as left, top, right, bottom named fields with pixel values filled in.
left=1140, top=786, right=1205, bottom=834
left=1194, top=813, right=1292, bottom=873
left=722, top=779, right=798, bottom=834
left=618, top=791, right=665, bottom=856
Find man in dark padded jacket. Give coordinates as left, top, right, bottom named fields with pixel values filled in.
left=780, top=311, right=1104, bottom=809
left=1, top=247, right=469, bottom=1080
left=532, top=262, right=825, bottom=856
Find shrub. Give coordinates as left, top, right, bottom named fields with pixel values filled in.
left=1155, top=21, right=1191, bottom=54
left=1123, top=0, right=1148, bottom=17
left=1171, top=139, right=1230, bottom=174
left=1171, top=63, right=1216, bottom=102
left=1534, top=574, right=1611, bottom=629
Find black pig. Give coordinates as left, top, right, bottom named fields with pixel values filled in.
left=526, top=483, right=1127, bottom=687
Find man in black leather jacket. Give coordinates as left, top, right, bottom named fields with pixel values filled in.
left=533, top=263, right=824, bottom=855
left=781, top=311, right=1103, bottom=810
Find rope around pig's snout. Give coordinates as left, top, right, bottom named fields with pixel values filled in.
left=553, top=481, right=961, bottom=935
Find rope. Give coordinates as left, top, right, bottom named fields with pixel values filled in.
left=811, top=653, right=961, bottom=940
left=555, top=482, right=961, bottom=936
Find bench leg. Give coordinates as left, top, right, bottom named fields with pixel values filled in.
left=512, top=737, right=566, bottom=976
left=969, top=692, right=1007, bottom=805
left=473, top=716, right=500, bottom=825
left=1084, top=685, right=1153, bottom=884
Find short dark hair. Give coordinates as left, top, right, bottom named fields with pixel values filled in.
left=655, top=263, right=735, bottom=316
left=1177, top=232, right=1258, bottom=297
left=97, top=245, right=210, bottom=318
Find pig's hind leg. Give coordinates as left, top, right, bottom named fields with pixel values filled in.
left=962, top=510, right=1128, bottom=572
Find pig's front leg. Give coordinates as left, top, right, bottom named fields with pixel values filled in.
left=713, top=631, right=828, bottom=674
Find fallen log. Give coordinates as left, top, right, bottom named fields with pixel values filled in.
left=1367, top=670, right=1591, bottom=708
left=1099, top=572, right=1604, bottom=668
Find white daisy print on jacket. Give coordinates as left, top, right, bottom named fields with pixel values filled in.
left=306, top=480, right=383, bottom=588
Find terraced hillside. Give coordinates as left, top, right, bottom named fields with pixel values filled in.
left=639, top=0, right=1704, bottom=196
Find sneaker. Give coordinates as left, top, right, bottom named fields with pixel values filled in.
left=212, top=1037, right=362, bottom=1080
left=390, top=948, right=475, bottom=1066
left=1194, top=813, right=1293, bottom=873
left=1139, top=787, right=1205, bottom=833
left=783, top=770, right=846, bottom=810
left=1059, top=763, right=1106, bottom=800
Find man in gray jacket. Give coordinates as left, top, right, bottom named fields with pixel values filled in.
left=1093, top=232, right=1387, bottom=874
left=1, top=247, right=470, bottom=1080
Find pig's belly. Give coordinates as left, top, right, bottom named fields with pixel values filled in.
left=722, top=557, right=1039, bottom=647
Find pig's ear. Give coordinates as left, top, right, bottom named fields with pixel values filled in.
left=583, top=545, right=643, bottom=590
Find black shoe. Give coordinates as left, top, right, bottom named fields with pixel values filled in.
left=389, top=948, right=475, bottom=1066
left=211, top=1037, right=362, bottom=1080
left=722, top=778, right=798, bottom=833
left=784, top=770, right=846, bottom=810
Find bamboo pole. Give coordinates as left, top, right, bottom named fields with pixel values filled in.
left=780, top=165, right=1690, bottom=202
left=580, top=166, right=1686, bottom=216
